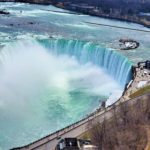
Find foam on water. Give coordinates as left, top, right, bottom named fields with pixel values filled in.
left=0, top=40, right=123, bottom=149
left=39, top=38, right=132, bottom=87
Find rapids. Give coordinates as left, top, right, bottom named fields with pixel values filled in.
left=0, top=40, right=128, bottom=149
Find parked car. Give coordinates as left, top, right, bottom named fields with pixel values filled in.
left=55, top=138, right=79, bottom=150
left=55, top=138, right=98, bottom=150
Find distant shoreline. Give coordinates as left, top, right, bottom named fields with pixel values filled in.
left=53, top=5, right=150, bottom=29
left=0, top=1, right=150, bottom=29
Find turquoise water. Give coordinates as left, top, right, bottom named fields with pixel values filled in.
left=0, top=40, right=126, bottom=150
left=0, top=2, right=148, bottom=150
left=39, top=39, right=132, bottom=86
left=0, top=2, right=150, bottom=63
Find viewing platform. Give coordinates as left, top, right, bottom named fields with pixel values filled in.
left=120, top=60, right=150, bottom=101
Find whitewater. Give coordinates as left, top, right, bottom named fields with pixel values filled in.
left=0, top=39, right=130, bottom=149
left=0, top=2, right=149, bottom=150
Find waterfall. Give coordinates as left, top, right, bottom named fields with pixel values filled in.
left=0, top=39, right=132, bottom=150
left=38, top=38, right=133, bottom=87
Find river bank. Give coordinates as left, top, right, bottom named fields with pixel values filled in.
left=11, top=60, right=150, bottom=150
left=1, top=1, right=150, bottom=28
left=53, top=4, right=150, bottom=29
left=0, top=2, right=150, bottom=149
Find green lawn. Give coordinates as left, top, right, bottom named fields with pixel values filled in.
left=130, top=85, right=150, bottom=99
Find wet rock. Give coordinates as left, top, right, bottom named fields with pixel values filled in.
left=119, top=38, right=140, bottom=50
left=28, top=22, right=34, bottom=25
left=0, top=10, right=10, bottom=15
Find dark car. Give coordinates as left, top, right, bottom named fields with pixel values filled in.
left=55, top=138, right=80, bottom=150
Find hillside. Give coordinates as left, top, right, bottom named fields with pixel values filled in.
left=80, top=94, right=150, bottom=150
left=1, top=0, right=150, bottom=27
left=54, top=0, right=150, bottom=13
left=54, top=0, right=150, bottom=27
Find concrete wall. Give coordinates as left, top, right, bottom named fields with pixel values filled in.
left=12, top=93, right=150, bottom=150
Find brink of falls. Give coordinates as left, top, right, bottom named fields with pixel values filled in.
left=0, top=39, right=132, bottom=150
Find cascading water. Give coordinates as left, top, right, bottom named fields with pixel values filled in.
left=0, top=39, right=132, bottom=150
left=39, top=38, right=133, bottom=87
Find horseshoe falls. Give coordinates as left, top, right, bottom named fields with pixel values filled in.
left=2, top=2, right=149, bottom=150
left=0, top=39, right=132, bottom=150
left=39, top=39, right=132, bottom=87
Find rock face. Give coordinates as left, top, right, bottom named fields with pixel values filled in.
left=0, top=10, right=10, bottom=15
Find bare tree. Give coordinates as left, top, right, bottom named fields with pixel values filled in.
left=88, top=94, right=149, bottom=150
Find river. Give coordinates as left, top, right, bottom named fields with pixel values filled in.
left=0, top=2, right=149, bottom=150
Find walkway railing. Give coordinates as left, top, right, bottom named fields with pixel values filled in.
left=11, top=64, right=150, bottom=150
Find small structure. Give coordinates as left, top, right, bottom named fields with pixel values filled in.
left=119, top=38, right=139, bottom=50
left=55, top=138, right=97, bottom=150
left=101, top=101, right=106, bottom=109
left=82, top=145, right=98, bottom=150
left=146, top=60, right=150, bottom=69
left=55, top=138, right=79, bottom=150
left=138, top=60, right=150, bottom=70
left=66, top=3, right=95, bottom=13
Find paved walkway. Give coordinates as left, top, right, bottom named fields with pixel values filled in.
left=121, top=66, right=150, bottom=101
left=12, top=63, right=150, bottom=150
left=12, top=93, right=150, bottom=150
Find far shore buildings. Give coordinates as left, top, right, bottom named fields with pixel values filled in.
left=58, top=2, right=96, bottom=13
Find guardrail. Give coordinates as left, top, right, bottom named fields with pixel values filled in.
left=12, top=64, right=150, bottom=150
left=11, top=94, right=125, bottom=149
left=11, top=90, right=150, bottom=150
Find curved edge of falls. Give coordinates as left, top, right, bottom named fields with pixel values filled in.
left=38, top=38, right=133, bottom=88
left=0, top=38, right=133, bottom=150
